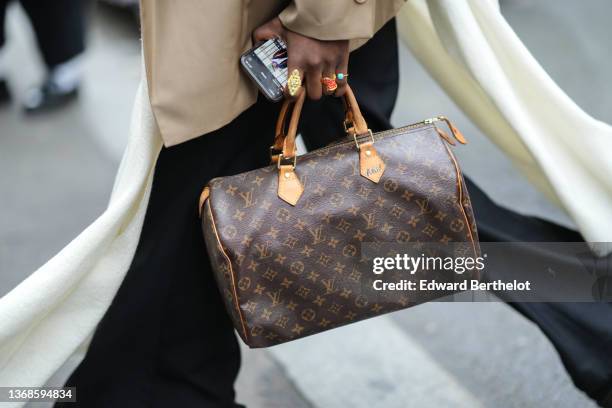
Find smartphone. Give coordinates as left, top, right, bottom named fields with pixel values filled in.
left=240, top=38, right=288, bottom=102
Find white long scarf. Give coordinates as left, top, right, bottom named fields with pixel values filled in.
left=0, top=0, right=610, bottom=401
left=398, top=0, right=612, bottom=252
left=0, top=80, right=162, bottom=400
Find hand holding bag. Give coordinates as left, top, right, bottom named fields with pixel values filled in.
left=199, top=86, right=480, bottom=348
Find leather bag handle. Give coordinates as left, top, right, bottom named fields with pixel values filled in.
left=271, top=84, right=369, bottom=163
left=270, top=100, right=292, bottom=162
left=275, top=84, right=386, bottom=206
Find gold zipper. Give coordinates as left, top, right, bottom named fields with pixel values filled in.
left=299, top=116, right=467, bottom=161
left=336, top=118, right=432, bottom=145
left=349, top=116, right=467, bottom=146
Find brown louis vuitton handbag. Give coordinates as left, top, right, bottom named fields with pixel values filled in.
left=199, top=85, right=479, bottom=348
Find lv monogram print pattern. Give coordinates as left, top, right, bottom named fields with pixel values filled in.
left=202, top=125, right=480, bottom=348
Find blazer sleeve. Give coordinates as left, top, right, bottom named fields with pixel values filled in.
left=278, top=0, right=406, bottom=41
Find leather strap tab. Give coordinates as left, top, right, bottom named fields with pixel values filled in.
left=448, top=122, right=467, bottom=144
left=273, top=84, right=376, bottom=201
left=278, top=165, right=303, bottom=206
left=359, top=141, right=385, bottom=183
left=198, top=186, right=210, bottom=218
left=435, top=127, right=456, bottom=146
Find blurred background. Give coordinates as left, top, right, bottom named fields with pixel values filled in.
left=1, top=0, right=611, bottom=407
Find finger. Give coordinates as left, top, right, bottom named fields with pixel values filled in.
left=334, top=54, right=349, bottom=98
left=253, top=27, right=277, bottom=43
left=253, top=18, right=285, bottom=43
left=306, top=66, right=323, bottom=101
left=285, top=67, right=304, bottom=100
left=321, top=65, right=337, bottom=96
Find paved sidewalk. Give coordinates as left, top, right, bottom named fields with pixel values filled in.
left=2, top=1, right=610, bottom=407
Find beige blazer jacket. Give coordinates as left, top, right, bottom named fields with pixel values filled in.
left=141, top=0, right=406, bottom=147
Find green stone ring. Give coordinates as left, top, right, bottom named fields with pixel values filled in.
left=336, top=73, right=348, bottom=81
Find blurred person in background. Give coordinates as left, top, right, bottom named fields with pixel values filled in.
left=0, top=0, right=86, bottom=113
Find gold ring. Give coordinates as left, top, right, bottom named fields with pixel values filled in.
left=321, top=77, right=338, bottom=93
left=287, top=69, right=302, bottom=97
left=336, top=73, right=349, bottom=81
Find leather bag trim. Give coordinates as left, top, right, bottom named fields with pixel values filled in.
left=206, top=199, right=250, bottom=342
left=198, top=186, right=210, bottom=218
left=443, top=142, right=479, bottom=260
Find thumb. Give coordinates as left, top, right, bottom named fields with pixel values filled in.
left=253, top=26, right=277, bottom=43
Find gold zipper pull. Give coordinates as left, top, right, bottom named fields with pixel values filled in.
left=437, top=116, right=467, bottom=144
left=434, top=126, right=456, bottom=146
left=424, top=116, right=468, bottom=145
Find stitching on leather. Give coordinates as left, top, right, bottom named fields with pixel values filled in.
left=207, top=200, right=250, bottom=342
left=443, top=143, right=479, bottom=263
